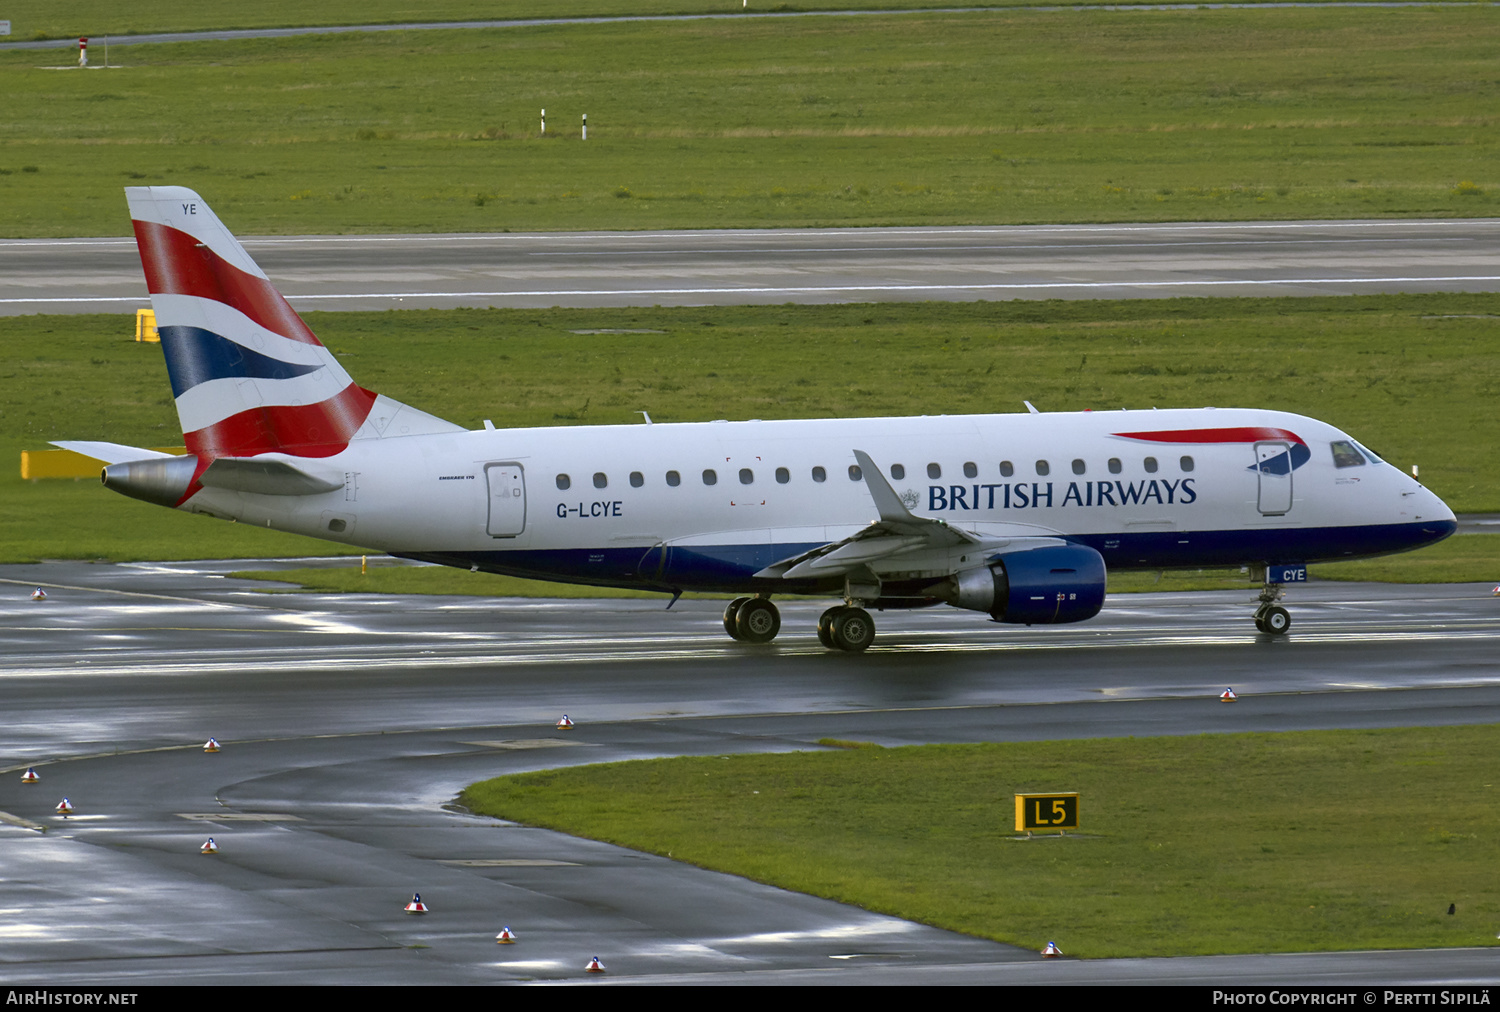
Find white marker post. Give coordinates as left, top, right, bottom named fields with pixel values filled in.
left=581, top=113, right=587, bottom=141
left=78, top=37, right=87, bottom=68
left=540, top=108, right=546, bottom=136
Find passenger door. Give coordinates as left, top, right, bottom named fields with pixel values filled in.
left=485, top=463, right=526, bottom=537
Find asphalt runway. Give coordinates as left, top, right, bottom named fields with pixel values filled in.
left=4, top=219, right=1499, bottom=315
left=2, top=558, right=1499, bottom=984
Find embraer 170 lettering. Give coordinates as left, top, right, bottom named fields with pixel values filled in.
left=58, top=188, right=1457, bottom=651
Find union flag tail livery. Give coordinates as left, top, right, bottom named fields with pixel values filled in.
left=56, top=187, right=1458, bottom=652
left=127, top=187, right=460, bottom=470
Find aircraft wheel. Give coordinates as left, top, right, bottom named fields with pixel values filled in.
left=735, top=598, right=781, bottom=643
left=817, top=606, right=842, bottom=648
left=831, top=607, right=875, bottom=653
left=723, top=597, right=750, bottom=641
left=1263, top=606, right=1291, bottom=636
left=1254, top=613, right=1268, bottom=633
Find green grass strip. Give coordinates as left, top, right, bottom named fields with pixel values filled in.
left=2, top=8, right=1497, bottom=235
left=461, top=725, right=1500, bottom=957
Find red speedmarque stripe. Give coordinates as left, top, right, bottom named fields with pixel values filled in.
left=1112, top=426, right=1307, bottom=446
left=132, top=219, right=322, bottom=347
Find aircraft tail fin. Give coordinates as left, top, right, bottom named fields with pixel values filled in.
left=125, top=186, right=460, bottom=468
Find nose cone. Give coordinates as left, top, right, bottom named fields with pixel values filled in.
left=1407, top=481, right=1457, bottom=548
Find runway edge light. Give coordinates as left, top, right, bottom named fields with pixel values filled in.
left=1042, top=941, right=1063, bottom=959
left=556, top=714, right=575, bottom=730
left=20, top=768, right=39, bottom=784
left=496, top=926, right=516, bottom=944
left=203, top=738, right=221, bottom=753
left=31, top=587, right=46, bottom=601
left=55, top=798, right=73, bottom=816
left=201, top=837, right=218, bottom=855
left=1220, top=687, right=1238, bottom=703
left=585, top=956, right=606, bottom=973
left=405, top=893, right=428, bottom=914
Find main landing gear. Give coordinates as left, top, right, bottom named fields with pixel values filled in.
left=724, top=596, right=781, bottom=644
left=721, top=597, right=876, bottom=652
left=818, top=605, right=875, bottom=653
left=1253, top=582, right=1291, bottom=635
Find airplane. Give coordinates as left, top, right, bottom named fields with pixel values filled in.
left=56, top=186, right=1458, bottom=652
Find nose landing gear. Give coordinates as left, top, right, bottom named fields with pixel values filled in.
left=1253, top=582, right=1291, bottom=635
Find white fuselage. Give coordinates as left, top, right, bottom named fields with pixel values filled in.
left=176, top=405, right=1455, bottom=595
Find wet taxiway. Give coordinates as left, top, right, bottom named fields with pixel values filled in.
left=4, top=219, right=1499, bottom=314
left=1, top=560, right=1498, bottom=984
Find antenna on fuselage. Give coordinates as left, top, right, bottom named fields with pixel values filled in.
left=1024, top=401, right=1040, bottom=415
left=639, top=411, right=653, bottom=425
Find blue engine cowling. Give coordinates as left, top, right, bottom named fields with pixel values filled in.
left=944, top=544, right=1106, bottom=625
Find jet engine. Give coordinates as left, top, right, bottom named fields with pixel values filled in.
left=941, top=544, right=1106, bottom=625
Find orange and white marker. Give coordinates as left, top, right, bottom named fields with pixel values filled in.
left=495, top=926, right=517, bottom=944
left=405, top=893, right=428, bottom=914
left=203, top=738, right=221, bottom=753
left=31, top=588, right=46, bottom=601
left=1041, top=941, right=1063, bottom=958
left=55, top=798, right=73, bottom=816
left=1220, top=687, right=1238, bottom=703
left=200, top=837, right=219, bottom=855
left=20, top=768, right=39, bottom=784
left=585, top=956, right=606, bottom=973
left=78, top=38, right=87, bottom=68
left=556, top=714, right=574, bottom=730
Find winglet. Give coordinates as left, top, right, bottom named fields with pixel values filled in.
left=852, top=450, right=916, bottom=524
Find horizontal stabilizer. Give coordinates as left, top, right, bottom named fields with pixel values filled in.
left=50, top=441, right=178, bottom=465
left=199, top=456, right=344, bottom=496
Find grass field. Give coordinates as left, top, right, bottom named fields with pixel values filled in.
left=460, top=726, right=1500, bottom=957
left=0, top=0, right=1377, bottom=40
left=4, top=293, right=1494, bottom=564
left=2, top=9, right=1496, bottom=235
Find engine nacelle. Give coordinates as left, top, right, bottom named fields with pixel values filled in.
left=941, top=544, right=1106, bottom=625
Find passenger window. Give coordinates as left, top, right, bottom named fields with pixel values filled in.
left=927, top=463, right=941, bottom=479
left=812, top=466, right=826, bottom=483
left=629, top=471, right=644, bottom=488
left=666, top=470, right=681, bottom=487
left=1072, top=459, right=1086, bottom=475
left=963, top=461, right=978, bottom=479
left=848, top=464, right=862, bottom=481
left=1035, top=460, right=1050, bottom=476
left=1000, top=461, right=1014, bottom=478
left=1108, top=458, right=1122, bottom=474
left=555, top=474, right=571, bottom=490
left=702, top=469, right=717, bottom=486
left=739, top=468, right=754, bottom=485
left=1144, top=457, right=1158, bottom=474
left=593, top=472, right=607, bottom=489
left=890, top=463, right=905, bottom=480
left=1180, top=455, right=1195, bottom=473
left=1330, top=441, right=1366, bottom=468
left=775, top=467, right=789, bottom=484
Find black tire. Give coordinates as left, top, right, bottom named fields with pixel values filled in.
left=723, top=597, right=750, bottom=640
left=817, top=607, right=842, bottom=648
left=735, top=598, right=781, bottom=643
left=1264, top=606, right=1291, bottom=635
left=832, top=607, right=875, bottom=652
left=1254, top=613, right=1268, bottom=633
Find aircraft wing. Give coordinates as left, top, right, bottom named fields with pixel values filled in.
left=754, top=449, right=982, bottom=579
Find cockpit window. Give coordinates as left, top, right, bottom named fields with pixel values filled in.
left=1330, top=440, right=1366, bottom=469
left=1353, top=440, right=1384, bottom=463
